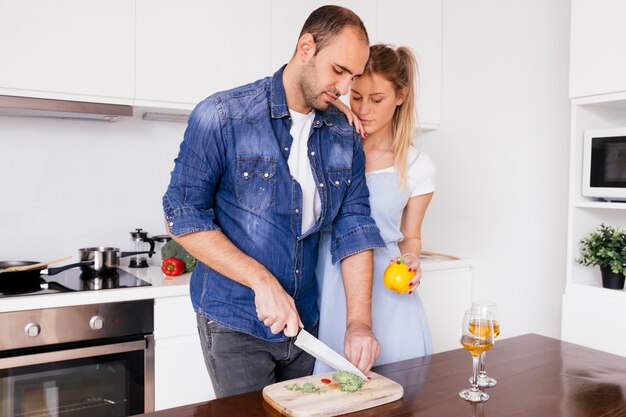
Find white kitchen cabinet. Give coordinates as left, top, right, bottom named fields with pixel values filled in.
left=561, top=94, right=626, bottom=357
left=0, top=0, right=134, bottom=104
left=419, top=261, right=473, bottom=353
left=562, top=0, right=626, bottom=356
left=135, top=0, right=271, bottom=110
left=377, top=0, right=442, bottom=129
left=154, top=295, right=214, bottom=410
left=570, top=0, right=626, bottom=98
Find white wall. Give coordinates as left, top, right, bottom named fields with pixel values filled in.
left=0, top=115, right=185, bottom=261
left=0, top=1, right=571, bottom=340
left=421, top=0, right=571, bottom=339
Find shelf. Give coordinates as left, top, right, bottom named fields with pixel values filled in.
left=573, top=91, right=626, bottom=108
left=574, top=201, right=626, bottom=210
left=566, top=281, right=626, bottom=300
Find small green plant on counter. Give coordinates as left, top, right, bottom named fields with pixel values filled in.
left=576, top=223, right=626, bottom=277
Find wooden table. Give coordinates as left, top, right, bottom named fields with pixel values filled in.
left=135, top=334, right=626, bottom=416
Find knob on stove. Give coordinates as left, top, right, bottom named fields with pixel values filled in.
left=24, top=322, right=41, bottom=337
left=90, top=315, right=105, bottom=330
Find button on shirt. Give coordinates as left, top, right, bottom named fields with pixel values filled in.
left=162, top=66, right=385, bottom=342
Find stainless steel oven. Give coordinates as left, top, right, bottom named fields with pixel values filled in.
left=0, top=300, right=154, bottom=417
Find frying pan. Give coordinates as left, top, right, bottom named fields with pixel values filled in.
left=0, top=260, right=87, bottom=294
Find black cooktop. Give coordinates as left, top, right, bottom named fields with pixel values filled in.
left=0, top=267, right=151, bottom=297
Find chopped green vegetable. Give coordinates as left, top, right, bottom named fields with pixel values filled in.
left=302, top=382, right=320, bottom=393
left=284, top=382, right=321, bottom=394
left=161, top=239, right=197, bottom=272
left=332, top=371, right=364, bottom=392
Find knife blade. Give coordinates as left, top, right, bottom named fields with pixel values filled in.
left=294, top=329, right=368, bottom=380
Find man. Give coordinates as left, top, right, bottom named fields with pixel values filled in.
left=162, top=5, right=385, bottom=398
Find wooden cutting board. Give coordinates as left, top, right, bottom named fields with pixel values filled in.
left=262, top=371, right=403, bottom=417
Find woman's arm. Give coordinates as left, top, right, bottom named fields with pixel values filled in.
left=398, top=192, right=434, bottom=291
left=398, top=192, right=434, bottom=256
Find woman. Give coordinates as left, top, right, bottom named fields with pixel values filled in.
left=314, top=44, right=435, bottom=373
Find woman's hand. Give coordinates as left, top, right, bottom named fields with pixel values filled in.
left=389, top=254, right=422, bottom=294
left=332, top=100, right=366, bottom=138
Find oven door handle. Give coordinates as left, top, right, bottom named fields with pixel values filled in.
left=0, top=338, right=148, bottom=369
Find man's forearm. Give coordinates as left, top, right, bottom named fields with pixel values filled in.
left=172, top=229, right=273, bottom=291
left=340, top=249, right=374, bottom=328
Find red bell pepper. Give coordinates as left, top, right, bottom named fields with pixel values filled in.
left=161, top=257, right=186, bottom=276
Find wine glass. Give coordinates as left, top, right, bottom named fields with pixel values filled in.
left=459, top=309, right=494, bottom=402
left=471, top=301, right=499, bottom=388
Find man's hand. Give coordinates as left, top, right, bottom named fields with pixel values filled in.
left=344, top=321, right=380, bottom=374
left=252, top=275, right=303, bottom=337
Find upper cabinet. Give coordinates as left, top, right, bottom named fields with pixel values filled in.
left=570, top=0, right=626, bottom=98
left=0, top=1, right=441, bottom=125
left=135, top=0, right=271, bottom=109
left=0, top=0, right=135, bottom=104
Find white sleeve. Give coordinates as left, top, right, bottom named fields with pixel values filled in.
left=407, top=150, right=436, bottom=197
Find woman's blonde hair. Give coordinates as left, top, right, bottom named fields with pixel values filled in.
left=361, top=44, right=419, bottom=188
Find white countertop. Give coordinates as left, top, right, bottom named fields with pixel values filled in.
left=0, top=265, right=191, bottom=313
left=0, top=256, right=472, bottom=313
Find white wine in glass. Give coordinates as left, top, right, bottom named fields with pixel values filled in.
left=459, top=309, right=494, bottom=403
left=471, top=301, right=499, bottom=388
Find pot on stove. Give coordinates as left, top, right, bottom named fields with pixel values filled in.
left=79, top=247, right=154, bottom=273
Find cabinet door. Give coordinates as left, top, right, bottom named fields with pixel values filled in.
left=377, top=0, right=442, bottom=128
left=570, top=0, right=626, bottom=97
left=418, top=267, right=472, bottom=353
left=0, top=0, right=134, bottom=103
left=270, top=0, right=377, bottom=71
left=154, top=296, right=215, bottom=410
left=154, top=336, right=214, bottom=410
left=136, top=0, right=271, bottom=108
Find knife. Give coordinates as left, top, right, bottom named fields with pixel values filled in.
left=294, top=329, right=368, bottom=381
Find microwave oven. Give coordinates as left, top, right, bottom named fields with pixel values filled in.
left=582, top=128, right=626, bottom=201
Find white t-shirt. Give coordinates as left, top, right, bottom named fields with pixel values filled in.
left=288, top=109, right=321, bottom=234
left=406, top=146, right=436, bottom=197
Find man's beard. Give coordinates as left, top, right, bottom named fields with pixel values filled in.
left=300, top=56, right=339, bottom=111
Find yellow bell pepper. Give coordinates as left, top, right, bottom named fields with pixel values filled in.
left=383, top=257, right=416, bottom=294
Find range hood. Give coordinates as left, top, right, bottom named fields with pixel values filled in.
left=0, top=95, right=133, bottom=121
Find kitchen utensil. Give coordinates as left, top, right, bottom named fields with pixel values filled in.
left=294, top=329, right=368, bottom=380
left=78, top=247, right=154, bottom=273
left=0, top=256, right=72, bottom=273
left=262, top=371, right=403, bottom=417
left=0, top=260, right=88, bottom=294
left=129, top=228, right=155, bottom=268
left=150, top=234, right=172, bottom=266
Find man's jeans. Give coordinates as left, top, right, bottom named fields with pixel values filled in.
left=196, top=313, right=316, bottom=398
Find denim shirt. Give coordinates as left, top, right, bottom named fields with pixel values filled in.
left=163, top=66, right=385, bottom=342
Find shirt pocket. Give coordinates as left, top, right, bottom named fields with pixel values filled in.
left=328, top=168, right=352, bottom=188
left=327, top=167, right=352, bottom=211
left=235, top=157, right=277, bottom=211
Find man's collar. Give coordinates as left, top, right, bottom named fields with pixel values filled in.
left=270, top=65, right=290, bottom=119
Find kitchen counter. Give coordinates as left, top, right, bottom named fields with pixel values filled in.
left=0, top=256, right=470, bottom=313
left=132, top=333, right=626, bottom=417
left=0, top=265, right=191, bottom=313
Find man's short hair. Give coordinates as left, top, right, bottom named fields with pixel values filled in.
left=298, top=5, right=369, bottom=54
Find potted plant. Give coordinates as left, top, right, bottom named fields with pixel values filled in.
left=576, top=223, right=626, bottom=290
